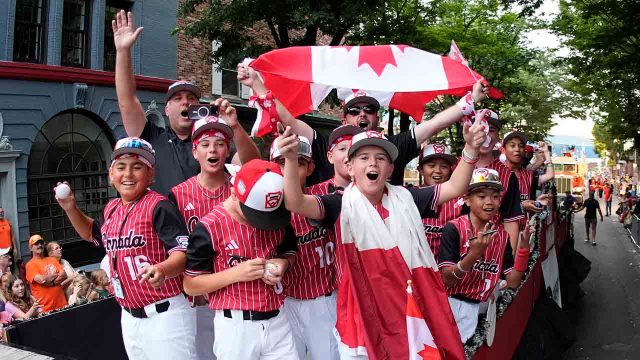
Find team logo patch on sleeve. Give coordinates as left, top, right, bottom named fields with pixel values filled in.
left=264, top=191, right=283, bottom=209
left=176, top=236, right=189, bottom=248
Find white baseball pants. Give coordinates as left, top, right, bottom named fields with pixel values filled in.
left=121, top=294, right=197, bottom=360
left=283, top=292, right=339, bottom=360
left=448, top=297, right=481, bottom=343
left=212, top=309, right=297, bottom=360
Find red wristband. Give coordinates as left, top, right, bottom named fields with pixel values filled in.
left=514, top=247, right=530, bottom=272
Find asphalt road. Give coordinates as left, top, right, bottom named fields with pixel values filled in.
left=565, top=197, right=640, bottom=360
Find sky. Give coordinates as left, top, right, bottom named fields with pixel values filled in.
left=522, top=1, right=595, bottom=140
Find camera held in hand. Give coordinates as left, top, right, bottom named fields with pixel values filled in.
left=187, top=104, right=219, bottom=121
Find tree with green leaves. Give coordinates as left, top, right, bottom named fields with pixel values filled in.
left=552, top=0, right=640, bottom=166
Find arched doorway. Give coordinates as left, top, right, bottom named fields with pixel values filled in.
left=27, top=110, right=116, bottom=266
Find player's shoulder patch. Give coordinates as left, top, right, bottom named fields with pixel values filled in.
left=176, top=235, right=189, bottom=249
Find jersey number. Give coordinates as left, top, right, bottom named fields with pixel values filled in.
left=314, top=242, right=335, bottom=269
left=122, top=255, right=150, bottom=281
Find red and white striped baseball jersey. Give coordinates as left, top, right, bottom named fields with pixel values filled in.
left=513, top=168, right=538, bottom=229
left=185, top=205, right=297, bottom=311
left=169, top=175, right=232, bottom=233
left=283, top=179, right=337, bottom=299
left=438, top=215, right=514, bottom=303
left=91, top=191, right=189, bottom=309
left=422, top=196, right=465, bottom=261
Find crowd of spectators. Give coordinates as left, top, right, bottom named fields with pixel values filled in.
left=0, top=234, right=112, bottom=339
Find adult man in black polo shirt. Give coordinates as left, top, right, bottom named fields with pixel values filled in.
left=238, top=64, right=489, bottom=185
left=112, top=10, right=259, bottom=195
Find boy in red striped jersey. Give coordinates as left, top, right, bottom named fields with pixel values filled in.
left=55, top=137, right=196, bottom=359
left=169, top=99, right=242, bottom=360
left=438, top=168, right=529, bottom=343
left=501, top=131, right=554, bottom=222
left=419, top=142, right=525, bottom=261
left=278, top=123, right=487, bottom=359
left=270, top=132, right=343, bottom=360
left=183, top=159, right=298, bottom=360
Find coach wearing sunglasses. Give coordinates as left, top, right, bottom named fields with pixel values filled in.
left=238, top=64, right=489, bottom=185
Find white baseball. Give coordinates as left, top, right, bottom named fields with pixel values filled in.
left=264, top=262, right=279, bottom=278
left=55, top=183, right=72, bottom=199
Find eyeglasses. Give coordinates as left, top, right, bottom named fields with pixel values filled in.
left=345, top=105, right=377, bottom=116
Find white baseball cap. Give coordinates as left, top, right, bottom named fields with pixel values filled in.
left=192, top=115, right=234, bottom=145
left=348, top=131, right=398, bottom=161
left=233, top=159, right=290, bottom=230
left=111, top=137, right=156, bottom=168
left=468, top=168, right=503, bottom=193
left=419, top=143, right=457, bottom=165
left=270, top=136, right=312, bottom=161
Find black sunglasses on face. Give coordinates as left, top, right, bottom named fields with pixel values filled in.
left=345, top=105, right=377, bottom=116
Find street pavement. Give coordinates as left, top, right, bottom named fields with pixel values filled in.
left=565, top=197, right=640, bottom=360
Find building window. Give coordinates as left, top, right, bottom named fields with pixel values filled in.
left=28, top=110, right=116, bottom=266
left=13, top=0, right=48, bottom=64
left=221, top=69, right=240, bottom=97
left=61, top=0, right=91, bottom=68
left=103, top=0, right=132, bottom=71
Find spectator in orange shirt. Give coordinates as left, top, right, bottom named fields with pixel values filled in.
left=25, top=235, right=67, bottom=312
left=0, top=208, right=18, bottom=262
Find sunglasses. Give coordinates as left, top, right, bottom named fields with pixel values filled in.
left=345, top=105, right=377, bottom=116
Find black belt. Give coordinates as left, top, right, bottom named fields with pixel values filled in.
left=223, top=309, right=279, bottom=321
left=124, top=300, right=170, bottom=319
left=324, top=291, right=334, bottom=297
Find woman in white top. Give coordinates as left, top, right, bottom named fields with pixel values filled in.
left=46, top=241, right=76, bottom=298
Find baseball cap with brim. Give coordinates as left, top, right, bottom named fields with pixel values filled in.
left=348, top=131, right=398, bottom=162
left=111, top=137, right=156, bottom=168
left=419, top=143, right=457, bottom=165
left=166, top=80, right=201, bottom=101
left=328, top=125, right=365, bottom=148
left=467, top=168, right=503, bottom=193
left=192, top=116, right=234, bottom=143
left=270, top=136, right=312, bottom=161
left=0, top=247, right=10, bottom=256
left=343, top=91, right=380, bottom=113
left=234, top=159, right=291, bottom=230
left=503, top=130, right=528, bottom=146
left=29, top=234, right=44, bottom=247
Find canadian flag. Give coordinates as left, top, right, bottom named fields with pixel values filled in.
left=249, top=45, right=502, bottom=122
left=336, top=184, right=465, bottom=360
left=406, top=281, right=442, bottom=360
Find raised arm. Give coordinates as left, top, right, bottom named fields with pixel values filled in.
left=214, top=98, right=260, bottom=163
left=278, top=128, right=325, bottom=220
left=414, top=80, right=488, bottom=145
left=538, top=143, right=555, bottom=185
left=53, top=183, right=94, bottom=241
left=113, top=10, right=146, bottom=137
left=237, top=64, right=314, bottom=142
left=437, top=121, right=486, bottom=204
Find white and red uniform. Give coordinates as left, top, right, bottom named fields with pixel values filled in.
left=421, top=159, right=523, bottom=262
left=512, top=168, right=538, bottom=229
left=422, top=197, right=465, bottom=261
left=169, top=175, right=231, bottom=360
left=315, top=185, right=441, bottom=359
left=185, top=205, right=298, bottom=360
left=170, top=175, right=232, bottom=233
left=437, top=215, right=514, bottom=342
left=91, top=190, right=196, bottom=360
left=282, top=179, right=339, bottom=360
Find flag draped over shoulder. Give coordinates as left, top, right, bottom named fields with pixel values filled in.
left=249, top=45, right=502, bottom=122
left=337, top=183, right=464, bottom=360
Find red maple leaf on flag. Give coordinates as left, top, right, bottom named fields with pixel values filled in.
left=417, top=344, right=442, bottom=360
left=350, top=45, right=409, bottom=77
